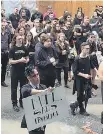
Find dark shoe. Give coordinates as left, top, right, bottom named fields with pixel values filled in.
left=70, top=101, right=78, bottom=116
left=13, top=105, right=20, bottom=112
left=70, top=103, right=76, bottom=115
left=19, top=100, right=23, bottom=108
left=92, top=84, right=98, bottom=90
left=64, top=84, right=70, bottom=88
left=1, top=82, right=8, bottom=87
left=80, top=111, right=90, bottom=116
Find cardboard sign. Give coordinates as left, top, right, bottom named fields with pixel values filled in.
left=23, top=87, right=68, bottom=131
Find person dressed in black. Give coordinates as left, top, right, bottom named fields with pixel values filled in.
left=9, top=35, right=29, bottom=112
left=25, top=32, right=35, bottom=68
left=55, top=33, right=70, bottom=88
left=36, top=34, right=58, bottom=88
left=21, top=67, right=54, bottom=134
left=81, top=16, right=92, bottom=43
left=1, top=20, right=11, bottom=87
left=20, top=9, right=29, bottom=22
left=73, top=11, right=83, bottom=25
left=9, top=8, right=20, bottom=29
left=70, top=42, right=92, bottom=116
left=73, top=25, right=83, bottom=54
left=87, top=33, right=99, bottom=96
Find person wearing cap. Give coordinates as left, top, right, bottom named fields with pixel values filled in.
left=9, top=35, right=29, bottom=112
left=21, top=67, right=54, bottom=134
left=43, top=5, right=56, bottom=20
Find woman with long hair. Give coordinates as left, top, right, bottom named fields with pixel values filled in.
left=55, top=32, right=70, bottom=88
left=25, top=32, right=35, bottom=68
left=9, top=35, right=29, bottom=111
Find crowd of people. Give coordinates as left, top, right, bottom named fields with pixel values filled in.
left=1, top=4, right=103, bottom=118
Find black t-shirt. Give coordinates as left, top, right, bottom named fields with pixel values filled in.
left=26, top=44, right=35, bottom=66
left=62, top=28, right=73, bottom=42
left=73, top=56, right=91, bottom=77
left=81, top=24, right=91, bottom=42
left=73, top=17, right=82, bottom=25
left=9, top=45, right=29, bottom=72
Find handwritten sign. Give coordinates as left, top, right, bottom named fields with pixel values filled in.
left=23, top=87, right=68, bottom=131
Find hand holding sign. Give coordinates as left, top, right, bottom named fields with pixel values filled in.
left=47, top=87, right=55, bottom=92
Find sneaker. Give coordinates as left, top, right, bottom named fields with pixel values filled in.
left=13, top=105, right=20, bottom=112
left=1, top=82, right=8, bottom=87
left=80, top=111, right=90, bottom=116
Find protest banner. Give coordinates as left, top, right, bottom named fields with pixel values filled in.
left=23, top=87, right=68, bottom=131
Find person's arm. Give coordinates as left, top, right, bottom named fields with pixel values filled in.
left=9, top=57, right=27, bottom=64
left=31, top=88, right=48, bottom=95
left=73, top=57, right=91, bottom=79
left=98, top=62, right=103, bottom=81
left=36, top=50, right=52, bottom=68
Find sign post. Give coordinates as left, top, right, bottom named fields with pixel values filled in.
left=23, top=88, right=68, bottom=132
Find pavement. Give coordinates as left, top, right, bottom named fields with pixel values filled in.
left=1, top=75, right=103, bottom=134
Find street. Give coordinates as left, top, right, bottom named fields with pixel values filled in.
left=1, top=75, right=103, bottom=134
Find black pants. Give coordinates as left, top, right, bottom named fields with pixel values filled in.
left=56, top=67, right=68, bottom=85
left=77, top=90, right=85, bottom=112
left=1, top=51, right=8, bottom=82
left=11, top=72, right=26, bottom=105
left=29, top=130, right=44, bottom=134
left=68, top=59, right=74, bottom=71
left=77, top=80, right=87, bottom=112
left=40, top=75, right=56, bottom=88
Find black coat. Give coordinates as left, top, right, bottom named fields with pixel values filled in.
left=36, top=45, right=58, bottom=77
left=55, top=41, right=69, bottom=68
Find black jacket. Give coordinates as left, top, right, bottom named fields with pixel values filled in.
left=36, top=45, right=58, bottom=68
